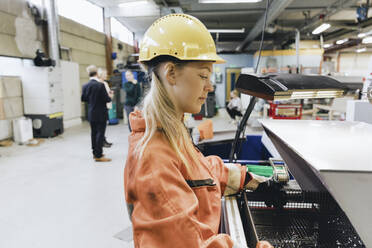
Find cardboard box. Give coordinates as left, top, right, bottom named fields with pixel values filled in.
left=0, top=119, right=12, bottom=140
left=0, top=76, right=22, bottom=98
left=0, top=97, right=24, bottom=120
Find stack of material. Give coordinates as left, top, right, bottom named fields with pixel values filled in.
left=0, top=76, right=24, bottom=140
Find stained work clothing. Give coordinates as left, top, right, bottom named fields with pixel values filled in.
left=124, top=110, right=247, bottom=248
left=197, top=119, right=214, bottom=141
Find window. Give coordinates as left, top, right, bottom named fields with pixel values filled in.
left=110, top=18, right=134, bottom=46
left=57, top=0, right=103, bottom=33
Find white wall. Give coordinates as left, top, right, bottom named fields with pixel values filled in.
left=213, top=54, right=254, bottom=107
left=253, top=53, right=322, bottom=73
left=337, top=53, right=372, bottom=77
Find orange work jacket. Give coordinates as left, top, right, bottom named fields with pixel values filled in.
left=124, top=110, right=246, bottom=248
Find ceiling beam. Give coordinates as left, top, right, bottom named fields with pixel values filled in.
left=236, top=0, right=294, bottom=52
left=300, top=0, right=359, bottom=32
left=323, top=17, right=372, bottom=42
left=186, top=6, right=348, bottom=15
left=324, top=38, right=362, bottom=54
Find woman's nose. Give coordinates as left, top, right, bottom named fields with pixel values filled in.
left=205, top=80, right=213, bottom=92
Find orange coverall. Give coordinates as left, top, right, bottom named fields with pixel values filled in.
left=124, top=110, right=247, bottom=248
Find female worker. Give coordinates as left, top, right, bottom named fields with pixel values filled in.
left=124, top=14, right=273, bottom=248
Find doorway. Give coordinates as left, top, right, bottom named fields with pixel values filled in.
left=225, top=68, right=241, bottom=104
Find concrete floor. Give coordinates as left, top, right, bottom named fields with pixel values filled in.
left=0, top=109, right=263, bottom=248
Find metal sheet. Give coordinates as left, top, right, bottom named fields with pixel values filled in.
left=260, top=119, right=372, bottom=246
left=225, top=196, right=248, bottom=248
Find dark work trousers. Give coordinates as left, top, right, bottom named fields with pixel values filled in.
left=104, top=112, right=109, bottom=143
left=226, top=107, right=243, bottom=120
left=90, top=121, right=106, bottom=158
left=124, top=105, right=135, bottom=132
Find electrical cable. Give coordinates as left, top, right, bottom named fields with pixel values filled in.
left=229, top=0, right=270, bottom=163
left=226, top=5, right=272, bottom=247
left=254, top=0, right=270, bottom=74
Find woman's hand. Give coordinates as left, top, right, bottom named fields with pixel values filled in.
left=256, top=241, right=273, bottom=248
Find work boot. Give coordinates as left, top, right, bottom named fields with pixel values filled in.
left=94, top=156, right=112, bottom=162
left=103, top=142, right=112, bottom=148
left=93, top=154, right=105, bottom=159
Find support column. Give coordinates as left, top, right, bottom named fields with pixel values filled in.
left=103, top=15, right=113, bottom=77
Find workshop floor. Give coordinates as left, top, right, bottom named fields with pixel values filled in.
left=0, top=109, right=263, bottom=248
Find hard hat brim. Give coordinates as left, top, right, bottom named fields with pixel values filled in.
left=139, top=53, right=226, bottom=64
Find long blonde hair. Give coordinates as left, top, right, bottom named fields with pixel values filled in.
left=135, top=57, right=200, bottom=175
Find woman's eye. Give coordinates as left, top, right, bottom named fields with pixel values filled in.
left=199, top=75, right=208, bottom=80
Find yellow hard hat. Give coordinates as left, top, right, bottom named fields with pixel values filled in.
left=139, top=14, right=225, bottom=64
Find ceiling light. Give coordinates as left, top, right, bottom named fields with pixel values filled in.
left=323, top=43, right=332, bottom=48
left=356, top=47, right=367, bottom=53
left=312, top=23, right=331, bottom=35
left=28, top=0, right=42, bottom=6
left=199, top=0, right=262, bottom=3
left=358, top=33, right=367, bottom=38
left=336, top=38, right=348, bottom=45
left=119, top=0, right=149, bottom=8
left=362, top=37, right=372, bottom=44
left=208, top=28, right=245, bottom=33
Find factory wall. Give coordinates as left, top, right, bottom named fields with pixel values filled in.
left=59, top=18, right=134, bottom=116
left=253, top=49, right=323, bottom=74
left=213, top=54, right=254, bottom=107
left=337, top=52, right=372, bottom=77
left=0, top=0, right=44, bottom=58
left=59, top=16, right=106, bottom=91
left=0, top=0, right=134, bottom=119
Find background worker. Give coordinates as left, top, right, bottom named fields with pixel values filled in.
left=123, top=70, right=141, bottom=132
left=226, top=89, right=243, bottom=123
left=97, top=68, right=114, bottom=148
left=81, top=65, right=112, bottom=162
left=124, top=14, right=273, bottom=248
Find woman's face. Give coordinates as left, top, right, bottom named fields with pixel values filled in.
left=100, top=71, right=107, bottom=80
left=171, top=61, right=214, bottom=115
left=125, top=71, right=134, bottom=82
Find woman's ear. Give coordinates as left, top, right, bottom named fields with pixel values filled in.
left=163, top=62, right=177, bottom=85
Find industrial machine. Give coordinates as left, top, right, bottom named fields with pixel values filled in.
left=198, top=90, right=217, bottom=118
left=219, top=73, right=371, bottom=247
left=21, top=66, right=64, bottom=138
left=221, top=120, right=371, bottom=247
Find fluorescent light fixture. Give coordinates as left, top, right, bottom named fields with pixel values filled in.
left=208, top=28, right=245, bottom=33
left=358, top=33, right=367, bottom=38
left=312, top=23, right=331, bottom=35
left=356, top=47, right=367, bottom=53
left=119, top=0, right=149, bottom=8
left=28, top=0, right=42, bottom=6
left=235, top=74, right=346, bottom=101
left=199, top=0, right=262, bottom=3
left=362, top=37, right=372, bottom=44
left=323, top=43, right=332, bottom=48
left=336, top=38, right=348, bottom=45
left=290, top=90, right=344, bottom=99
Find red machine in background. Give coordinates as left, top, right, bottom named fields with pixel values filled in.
left=268, top=101, right=302, bottom=119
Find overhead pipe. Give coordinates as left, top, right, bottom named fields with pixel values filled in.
left=236, top=0, right=294, bottom=52
left=44, top=0, right=61, bottom=66
left=300, top=0, right=358, bottom=32
left=295, top=29, right=300, bottom=73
